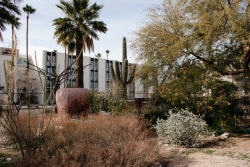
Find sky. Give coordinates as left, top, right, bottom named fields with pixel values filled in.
left=1, top=0, right=162, bottom=62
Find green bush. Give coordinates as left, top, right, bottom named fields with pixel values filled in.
left=155, top=109, right=207, bottom=147
left=142, top=106, right=168, bottom=128
left=90, top=92, right=109, bottom=114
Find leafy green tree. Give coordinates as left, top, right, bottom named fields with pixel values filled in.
left=22, top=4, right=36, bottom=70
left=132, top=0, right=250, bottom=84
left=155, top=60, right=238, bottom=130
left=0, top=0, right=21, bottom=41
left=53, top=0, right=108, bottom=88
left=131, top=0, right=250, bottom=130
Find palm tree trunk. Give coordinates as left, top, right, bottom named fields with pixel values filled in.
left=26, top=15, right=29, bottom=70
left=12, top=25, right=14, bottom=50
left=64, top=47, right=67, bottom=87
left=76, top=41, right=84, bottom=88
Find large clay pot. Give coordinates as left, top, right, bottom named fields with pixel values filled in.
left=56, top=88, right=90, bottom=118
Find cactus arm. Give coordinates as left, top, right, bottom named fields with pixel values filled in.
left=123, top=59, right=128, bottom=84
left=127, top=64, right=136, bottom=84
left=122, top=37, right=127, bottom=63
left=109, top=64, right=116, bottom=82
left=114, top=61, right=121, bottom=82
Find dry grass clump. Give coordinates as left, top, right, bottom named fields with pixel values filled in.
left=16, top=113, right=164, bottom=167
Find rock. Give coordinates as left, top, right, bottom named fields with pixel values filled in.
left=5, top=157, right=12, bottom=162
left=56, top=88, right=91, bottom=118
left=220, top=132, right=230, bottom=139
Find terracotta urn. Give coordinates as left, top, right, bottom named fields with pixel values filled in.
left=56, top=88, right=90, bottom=118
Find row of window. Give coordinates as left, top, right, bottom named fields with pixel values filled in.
left=45, top=52, right=134, bottom=93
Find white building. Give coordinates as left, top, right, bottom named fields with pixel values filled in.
left=0, top=47, right=152, bottom=105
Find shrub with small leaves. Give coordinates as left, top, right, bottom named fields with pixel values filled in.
left=155, top=109, right=207, bottom=147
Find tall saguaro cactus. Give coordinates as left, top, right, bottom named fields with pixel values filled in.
left=110, top=37, right=136, bottom=98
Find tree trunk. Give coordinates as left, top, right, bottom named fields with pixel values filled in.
left=75, top=41, right=84, bottom=88
left=26, top=15, right=29, bottom=70
left=12, top=25, right=14, bottom=50
left=64, top=47, right=67, bottom=87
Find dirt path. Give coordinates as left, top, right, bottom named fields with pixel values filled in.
left=161, top=135, right=250, bottom=167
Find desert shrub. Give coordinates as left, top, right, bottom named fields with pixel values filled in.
left=155, top=109, right=207, bottom=147
left=108, top=98, right=127, bottom=114
left=16, top=114, right=165, bottom=167
left=1, top=112, right=59, bottom=158
left=90, top=92, right=102, bottom=114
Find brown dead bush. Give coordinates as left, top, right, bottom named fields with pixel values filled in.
left=16, top=113, right=164, bottom=167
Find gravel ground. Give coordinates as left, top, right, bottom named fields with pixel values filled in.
left=161, top=135, right=250, bottom=167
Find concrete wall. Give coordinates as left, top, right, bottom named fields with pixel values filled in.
left=83, top=56, right=91, bottom=89
left=98, top=58, right=106, bottom=92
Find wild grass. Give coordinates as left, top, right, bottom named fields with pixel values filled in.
left=11, top=113, right=164, bottom=167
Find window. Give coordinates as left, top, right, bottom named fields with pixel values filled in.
left=68, top=56, right=72, bottom=65
left=95, top=60, right=98, bottom=68
left=46, top=80, right=50, bottom=87
left=91, top=60, right=94, bottom=70
left=94, top=82, right=98, bottom=89
left=47, top=67, right=51, bottom=74
left=95, top=71, right=98, bottom=79
left=47, top=55, right=51, bottom=62
left=52, top=55, right=56, bottom=64
left=106, top=62, right=109, bottom=70
left=72, top=57, right=76, bottom=68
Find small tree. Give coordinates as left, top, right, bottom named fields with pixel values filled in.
left=0, top=36, right=53, bottom=159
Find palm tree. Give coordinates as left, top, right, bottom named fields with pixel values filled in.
left=95, top=53, right=102, bottom=59
left=22, top=4, right=36, bottom=70
left=0, top=0, right=21, bottom=41
left=106, top=50, right=110, bottom=60
left=53, top=0, right=108, bottom=88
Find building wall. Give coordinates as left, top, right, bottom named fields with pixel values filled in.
left=84, top=56, right=91, bottom=89
left=98, top=58, right=106, bottom=92
left=0, top=47, right=153, bottom=105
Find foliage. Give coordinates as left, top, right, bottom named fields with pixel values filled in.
left=131, top=0, right=249, bottom=132
left=90, top=92, right=108, bottom=114
left=15, top=114, right=165, bottom=167
left=0, top=0, right=21, bottom=41
left=95, top=53, right=101, bottom=58
left=132, top=0, right=250, bottom=82
left=108, top=98, right=127, bottom=115
left=142, top=105, right=168, bottom=128
left=106, top=50, right=110, bottom=59
left=53, top=0, right=108, bottom=88
left=155, top=109, right=207, bottom=147
left=90, top=91, right=140, bottom=115
left=11, top=142, right=20, bottom=150
left=154, top=61, right=239, bottom=130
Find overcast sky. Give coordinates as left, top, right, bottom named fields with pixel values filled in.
left=1, top=0, right=162, bottom=62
